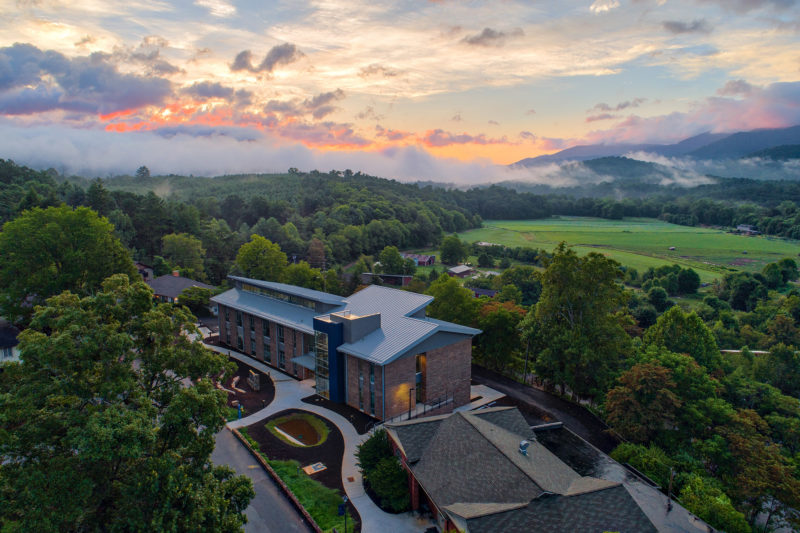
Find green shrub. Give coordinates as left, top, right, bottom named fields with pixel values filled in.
left=356, top=429, right=409, bottom=513
left=369, top=457, right=410, bottom=512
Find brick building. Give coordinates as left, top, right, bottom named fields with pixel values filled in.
left=212, top=276, right=480, bottom=420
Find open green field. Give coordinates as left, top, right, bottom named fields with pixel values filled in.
left=439, top=217, right=800, bottom=282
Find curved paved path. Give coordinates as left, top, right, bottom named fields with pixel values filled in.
left=208, top=344, right=432, bottom=533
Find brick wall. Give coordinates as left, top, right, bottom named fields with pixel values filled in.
left=424, top=338, right=472, bottom=409
left=218, top=305, right=311, bottom=380
left=383, top=355, right=416, bottom=419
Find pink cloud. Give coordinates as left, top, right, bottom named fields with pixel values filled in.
left=584, top=81, right=800, bottom=145
left=420, top=128, right=510, bottom=147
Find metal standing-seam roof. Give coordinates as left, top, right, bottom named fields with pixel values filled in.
left=216, top=279, right=480, bottom=365
left=211, top=288, right=322, bottom=334
left=330, top=285, right=480, bottom=365
left=228, top=276, right=346, bottom=306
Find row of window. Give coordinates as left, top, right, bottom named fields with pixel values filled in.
left=241, top=283, right=317, bottom=310
left=224, top=307, right=299, bottom=373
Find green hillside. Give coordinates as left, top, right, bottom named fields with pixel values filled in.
left=435, top=217, right=800, bottom=282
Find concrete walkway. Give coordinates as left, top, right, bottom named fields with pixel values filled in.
left=207, top=344, right=435, bottom=533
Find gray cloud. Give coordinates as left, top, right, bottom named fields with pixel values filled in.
left=356, top=106, right=383, bottom=121
left=0, top=43, right=172, bottom=115
left=586, top=113, right=617, bottom=122
left=590, top=98, right=646, bottom=113
left=462, top=27, right=524, bottom=47
left=230, top=43, right=304, bottom=73
left=519, top=131, right=536, bottom=140
left=699, top=0, right=796, bottom=13
left=181, top=81, right=234, bottom=100
left=358, top=63, right=400, bottom=77
left=264, top=89, right=345, bottom=120
left=717, top=79, right=756, bottom=96
left=663, top=19, right=713, bottom=34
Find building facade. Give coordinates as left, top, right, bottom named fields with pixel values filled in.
left=212, top=276, right=480, bottom=420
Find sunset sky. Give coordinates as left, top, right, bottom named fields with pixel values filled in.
left=1, top=0, right=799, bottom=180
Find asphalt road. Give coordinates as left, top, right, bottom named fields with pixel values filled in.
left=212, top=429, right=313, bottom=533
left=471, top=364, right=619, bottom=454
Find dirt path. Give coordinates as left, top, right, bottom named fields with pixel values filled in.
left=471, top=364, right=619, bottom=454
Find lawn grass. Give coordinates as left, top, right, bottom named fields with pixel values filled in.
left=238, top=428, right=354, bottom=533
left=266, top=412, right=330, bottom=447
left=414, top=217, right=800, bottom=282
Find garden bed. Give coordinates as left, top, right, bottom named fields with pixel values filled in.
left=221, top=359, right=275, bottom=416
left=243, top=409, right=360, bottom=531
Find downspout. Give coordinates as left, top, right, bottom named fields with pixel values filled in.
left=343, top=353, right=348, bottom=403
left=382, top=364, right=386, bottom=421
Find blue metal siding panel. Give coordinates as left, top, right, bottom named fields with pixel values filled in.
left=314, top=318, right=345, bottom=403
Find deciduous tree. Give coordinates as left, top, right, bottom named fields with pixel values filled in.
left=605, top=362, right=681, bottom=443
left=235, top=235, right=287, bottom=282
left=0, top=275, right=253, bottom=531
left=521, top=244, right=631, bottom=399
left=0, top=205, right=137, bottom=323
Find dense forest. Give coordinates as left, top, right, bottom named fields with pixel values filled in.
left=5, top=159, right=800, bottom=289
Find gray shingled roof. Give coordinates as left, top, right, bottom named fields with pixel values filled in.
left=211, top=288, right=319, bottom=333
left=229, top=276, right=346, bottom=306
left=466, top=485, right=658, bottom=533
left=146, top=275, right=214, bottom=300
left=411, top=412, right=546, bottom=507
left=387, top=407, right=656, bottom=531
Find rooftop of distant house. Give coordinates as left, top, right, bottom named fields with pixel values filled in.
left=146, top=272, right=215, bottom=300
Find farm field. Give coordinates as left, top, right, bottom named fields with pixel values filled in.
left=429, top=217, right=800, bottom=282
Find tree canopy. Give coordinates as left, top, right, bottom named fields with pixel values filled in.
left=0, top=205, right=137, bottom=323
left=235, top=234, right=288, bottom=282
left=521, top=243, right=631, bottom=399
left=0, top=275, right=253, bottom=531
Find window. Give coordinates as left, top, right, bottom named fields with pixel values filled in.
left=262, top=319, right=270, bottom=339
left=369, top=365, right=375, bottom=416
left=224, top=307, right=230, bottom=321
left=315, top=331, right=329, bottom=399
left=250, top=339, right=256, bottom=355
left=278, top=349, right=286, bottom=370
left=241, top=283, right=317, bottom=309
left=236, top=311, right=242, bottom=327
left=250, top=315, right=255, bottom=331
left=278, top=324, right=285, bottom=344
left=237, top=336, right=243, bottom=351
left=358, top=366, right=364, bottom=410
left=263, top=339, right=271, bottom=363
left=416, top=354, right=426, bottom=403
left=226, top=331, right=231, bottom=345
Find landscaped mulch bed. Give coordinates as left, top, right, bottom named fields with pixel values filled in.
left=301, top=394, right=377, bottom=434
left=245, top=408, right=361, bottom=530
left=222, top=359, right=275, bottom=414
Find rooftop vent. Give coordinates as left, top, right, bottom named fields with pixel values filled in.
left=519, top=440, right=530, bottom=456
